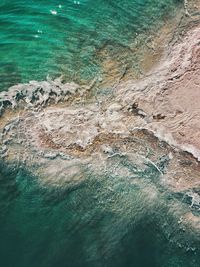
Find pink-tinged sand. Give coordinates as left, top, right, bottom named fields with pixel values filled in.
left=116, top=26, right=200, bottom=160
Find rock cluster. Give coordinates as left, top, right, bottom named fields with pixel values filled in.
left=0, top=77, right=80, bottom=115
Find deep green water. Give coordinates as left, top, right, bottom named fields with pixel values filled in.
left=2, top=1, right=200, bottom=267
left=0, top=159, right=200, bottom=267
left=0, top=0, right=181, bottom=90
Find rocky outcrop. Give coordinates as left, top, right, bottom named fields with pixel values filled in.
left=0, top=77, right=82, bottom=115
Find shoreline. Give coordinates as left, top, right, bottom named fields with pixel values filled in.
left=0, top=0, right=200, bottom=229
left=0, top=20, right=199, bottom=190
left=1, top=12, right=200, bottom=161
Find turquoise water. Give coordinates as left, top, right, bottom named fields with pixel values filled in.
left=0, top=0, right=181, bottom=90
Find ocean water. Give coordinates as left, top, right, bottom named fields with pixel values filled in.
left=1, top=1, right=200, bottom=267
left=0, top=159, right=200, bottom=267
left=0, top=0, right=181, bottom=90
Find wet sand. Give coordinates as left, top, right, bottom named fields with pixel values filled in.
left=116, top=24, right=200, bottom=160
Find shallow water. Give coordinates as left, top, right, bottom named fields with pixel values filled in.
left=0, top=0, right=181, bottom=90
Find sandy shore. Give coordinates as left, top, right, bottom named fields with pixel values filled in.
left=116, top=24, right=200, bottom=160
